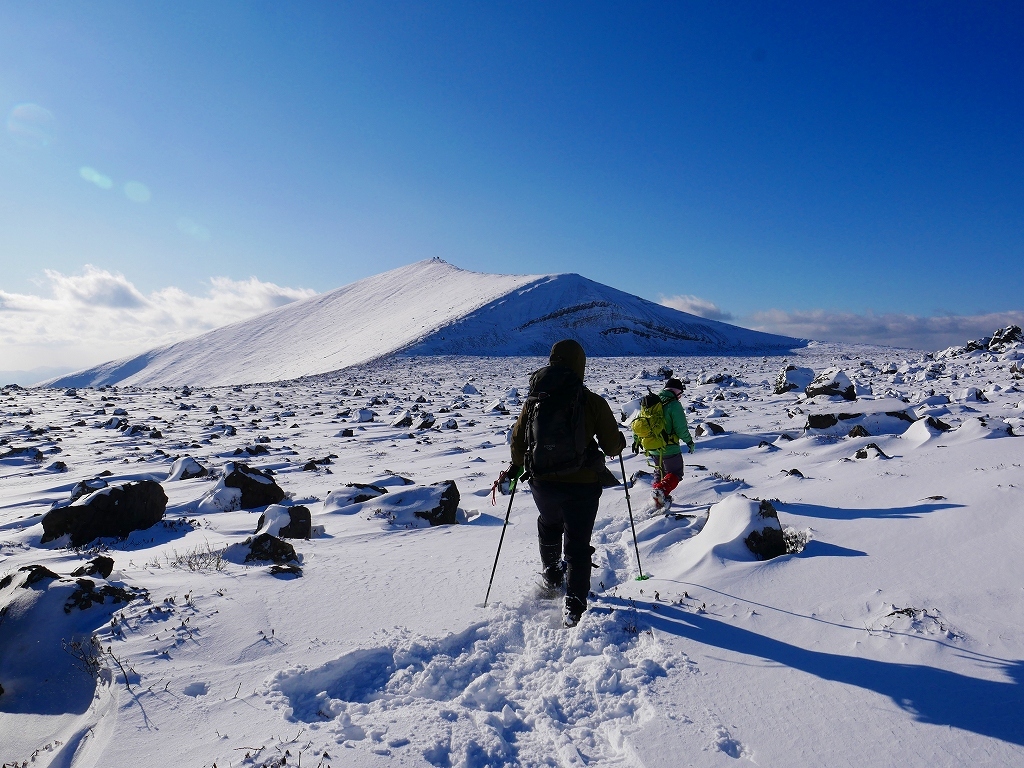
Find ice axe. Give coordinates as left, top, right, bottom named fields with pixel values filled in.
left=620, top=453, right=648, bottom=581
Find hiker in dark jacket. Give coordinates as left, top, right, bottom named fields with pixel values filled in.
left=502, top=339, right=626, bottom=627
left=647, top=378, right=694, bottom=508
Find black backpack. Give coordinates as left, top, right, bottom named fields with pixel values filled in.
left=523, top=365, right=588, bottom=479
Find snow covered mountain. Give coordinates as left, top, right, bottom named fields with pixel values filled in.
left=47, top=259, right=801, bottom=387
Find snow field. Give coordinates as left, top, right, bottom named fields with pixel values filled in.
left=2, top=342, right=1024, bottom=766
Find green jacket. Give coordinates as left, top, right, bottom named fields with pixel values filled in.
left=648, top=390, right=692, bottom=457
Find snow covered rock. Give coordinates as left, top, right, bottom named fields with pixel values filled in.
left=390, top=410, right=414, bottom=428
left=773, top=365, right=815, bottom=395
left=804, top=368, right=856, bottom=401
left=415, top=412, right=436, bottom=430
left=461, top=383, right=479, bottom=395
left=40, top=480, right=167, bottom=546
left=166, top=456, right=208, bottom=481
left=71, top=556, right=115, bottom=579
left=660, top=494, right=789, bottom=576
left=244, top=533, right=298, bottom=564
left=361, top=481, right=462, bottom=528
left=255, top=505, right=313, bottom=539
left=65, top=476, right=109, bottom=504
left=957, top=387, right=988, bottom=403
left=222, top=462, right=285, bottom=509
left=989, top=325, right=1023, bottom=351
left=854, top=443, right=889, bottom=460
left=355, top=409, right=375, bottom=423
left=0, top=445, right=44, bottom=463
left=323, top=483, right=389, bottom=511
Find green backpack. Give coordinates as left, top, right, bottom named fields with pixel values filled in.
left=630, top=392, right=676, bottom=452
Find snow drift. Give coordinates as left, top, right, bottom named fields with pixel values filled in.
left=47, top=259, right=802, bottom=387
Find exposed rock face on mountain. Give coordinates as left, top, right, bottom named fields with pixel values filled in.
left=47, top=260, right=803, bottom=388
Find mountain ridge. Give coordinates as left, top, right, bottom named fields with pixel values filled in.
left=46, top=259, right=804, bottom=387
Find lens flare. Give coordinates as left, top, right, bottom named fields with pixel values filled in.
left=7, top=103, right=55, bottom=148
left=124, top=181, right=151, bottom=203
left=177, top=217, right=211, bottom=241
left=79, top=166, right=114, bottom=189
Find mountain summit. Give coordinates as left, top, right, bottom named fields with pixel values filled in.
left=47, top=259, right=801, bottom=387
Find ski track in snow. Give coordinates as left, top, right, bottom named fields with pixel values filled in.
left=3, top=342, right=1024, bottom=766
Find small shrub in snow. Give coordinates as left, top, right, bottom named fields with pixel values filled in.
left=61, top=634, right=105, bottom=678
left=782, top=527, right=812, bottom=554
left=166, top=543, right=227, bottom=572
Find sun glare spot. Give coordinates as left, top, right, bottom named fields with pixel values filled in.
left=79, top=166, right=114, bottom=189
left=124, top=181, right=152, bottom=203
left=6, top=103, right=55, bottom=148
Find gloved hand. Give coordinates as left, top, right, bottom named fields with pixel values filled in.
left=491, top=464, right=523, bottom=505
left=686, top=441, right=695, bottom=454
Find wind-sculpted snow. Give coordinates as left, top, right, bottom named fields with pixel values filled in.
left=46, top=259, right=801, bottom=387
left=2, top=340, right=1024, bottom=766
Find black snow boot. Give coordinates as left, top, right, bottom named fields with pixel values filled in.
left=563, top=595, right=586, bottom=628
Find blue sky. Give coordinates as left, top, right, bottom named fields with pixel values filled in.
left=2, top=1, right=1023, bottom=372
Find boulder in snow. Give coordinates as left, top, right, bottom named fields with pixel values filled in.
left=390, top=410, right=414, bottom=428
left=255, top=505, right=313, bottom=539
left=222, top=462, right=285, bottom=509
left=773, top=365, right=815, bottom=395
left=744, top=500, right=787, bottom=560
left=166, top=456, right=208, bottom=481
left=804, top=368, right=856, bottom=401
left=41, top=480, right=167, bottom=546
left=244, top=533, right=298, bottom=564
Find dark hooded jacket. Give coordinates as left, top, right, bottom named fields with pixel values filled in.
left=511, top=339, right=626, bottom=484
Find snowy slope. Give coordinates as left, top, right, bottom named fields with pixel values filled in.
left=47, top=259, right=800, bottom=388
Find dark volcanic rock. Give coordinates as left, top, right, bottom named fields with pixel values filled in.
left=0, top=446, right=44, bottom=462
left=415, top=480, right=460, bottom=526
left=744, top=500, right=787, bottom=560
left=847, top=424, right=871, bottom=438
left=806, top=413, right=839, bottom=430
left=222, top=462, right=285, bottom=509
left=64, top=578, right=146, bottom=613
left=989, top=325, right=1023, bottom=351
left=68, top=477, right=109, bottom=503
left=256, top=506, right=312, bottom=539
left=41, top=480, right=167, bottom=546
left=346, top=483, right=389, bottom=504
left=855, top=443, right=890, bottom=459
left=71, top=556, right=115, bottom=579
left=245, top=533, right=298, bottom=563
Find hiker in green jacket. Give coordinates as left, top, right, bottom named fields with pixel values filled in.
left=647, top=378, right=694, bottom=509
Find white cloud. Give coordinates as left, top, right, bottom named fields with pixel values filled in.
left=742, top=308, right=1024, bottom=350
left=0, top=266, right=317, bottom=371
left=659, top=294, right=734, bottom=321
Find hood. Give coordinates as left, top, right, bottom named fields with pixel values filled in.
left=549, top=339, right=586, bottom=381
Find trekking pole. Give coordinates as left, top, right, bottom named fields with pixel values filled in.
left=483, top=478, right=517, bottom=607
left=619, top=453, right=648, bottom=581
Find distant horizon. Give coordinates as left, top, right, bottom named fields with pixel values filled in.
left=4, top=257, right=1023, bottom=383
